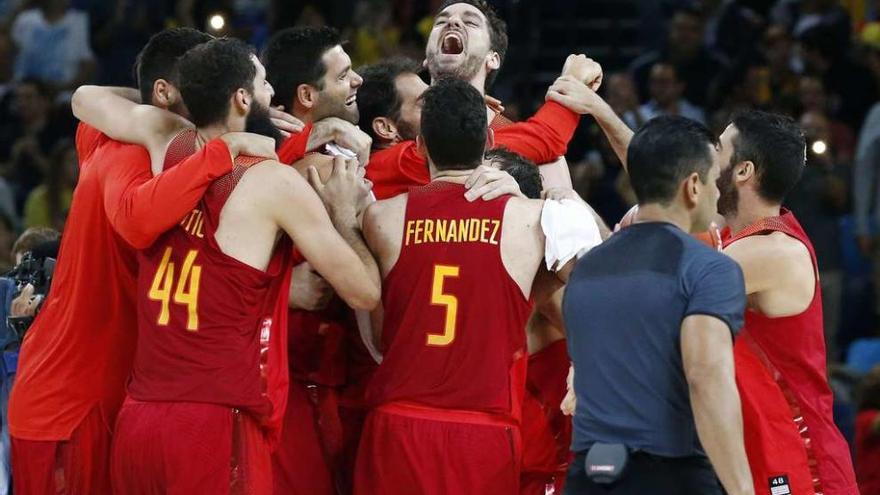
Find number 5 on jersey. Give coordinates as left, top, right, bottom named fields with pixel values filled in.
left=427, top=264, right=459, bottom=346
left=148, top=247, right=202, bottom=331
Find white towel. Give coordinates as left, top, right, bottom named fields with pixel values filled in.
left=541, top=199, right=603, bottom=272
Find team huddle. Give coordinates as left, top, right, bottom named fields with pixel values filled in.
left=2, top=0, right=861, bottom=494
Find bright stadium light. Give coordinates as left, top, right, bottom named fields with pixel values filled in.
left=209, top=13, right=226, bottom=31
left=811, top=140, right=827, bottom=155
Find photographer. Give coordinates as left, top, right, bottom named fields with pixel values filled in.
left=0, top=227, right=58, bottom=495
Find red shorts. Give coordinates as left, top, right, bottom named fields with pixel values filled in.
left=110, top=398, right=271, bottom=495
left=11, top=405, right=112, bottom=495
left=271, top=380, right=341, bottom=495
left=354, top=402, right=521, bottom=495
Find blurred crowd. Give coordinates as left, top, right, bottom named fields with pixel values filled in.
left=0, top=0, right=878, bottom=408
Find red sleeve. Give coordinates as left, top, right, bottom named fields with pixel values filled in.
left=494, top=101, right=580, bottom=164
left=278, top=123, right=313, bottom=164
left=101, top=138, right=234, bottom=249
left=366, top=141, right=430, bottom=200
left=74, top=122, right=107, bottom=165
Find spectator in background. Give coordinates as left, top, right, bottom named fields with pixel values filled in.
left=773, top=0, right=851, bottom=44
left=23, top=138, right=75, bottom=230
left=89, top=0, right=164, bottom=86
left=761, top=24, right=801, bottom=113
left=860, top=22, right=880, bottom=95
left=605, top=72, right=644, bottom=130
left=785, top=110, right=849, bottom=361
left=797, top=75, right=857, bottom=162
left=631, top=62, right=705, bottom=125
left=0, top=78, right=64, bottom=211
left=854, top=102, right=880, bottom=320
left=799, top=24, right=877, bottom=131
left=856, top=365, right=880, bottom=495
left=10, top=0, right=94, bottom=93
left=630, top=5, right=728, bottom=108
left=0, top=226, right=59, bottom=495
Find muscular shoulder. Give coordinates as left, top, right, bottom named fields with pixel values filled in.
left=723, top=231, right=813, bottom=295
left=290, top=152, right=334, bottom=180
left=505, top=197, right=544, bottom=225
left=364, top=194, right=407, bottom=239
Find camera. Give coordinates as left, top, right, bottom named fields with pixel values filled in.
left=5, top=240, right=58, bottom=340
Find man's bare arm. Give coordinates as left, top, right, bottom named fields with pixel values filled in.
left=261, top=159, right=380, bottom=310
left=681, top=314, right=753, bottom=495
left=546, top=79, right=633, bottom=171
left=71, top=85, right=190, bottom=172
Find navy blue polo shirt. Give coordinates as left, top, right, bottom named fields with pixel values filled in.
left=563, top=222, right=745, bottom=457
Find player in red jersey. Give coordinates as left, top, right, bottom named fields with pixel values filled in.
left=108, top=38, right=380, bottom=494
left=6, top=28, right=281, bottom=495
left=716, top=111, right=858, bottom=495
left=357, top=78, right=563, bottom=495
left=581, top=76, right=857, bottom=494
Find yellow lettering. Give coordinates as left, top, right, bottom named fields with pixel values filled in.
left=457, top=219, right=468, bottom=242
left=447, top=219, right=457, bottom=242
left=194, top=214, right=205, bottom=238
left=426, top=265, right=460, bottom=346
left=414, top=219, right=424, bottom=244
left=405, top=220, right=416, bottom=246
left=469, top=218, right=480, bottom=241
left=436, top=219, right=447, bottom=242
left=489, top=220, right=500, bottom=245
left=480, top=219, right=490, bottom=243
left=424, top=219, right=435, bottom=243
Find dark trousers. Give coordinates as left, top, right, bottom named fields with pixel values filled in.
left=564, top=450, right=724, bottom=495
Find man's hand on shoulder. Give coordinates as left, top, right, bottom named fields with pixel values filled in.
left=310, top=117, right=372, bottom=167
left=546, top=76, right=605, bottom=116
left=220, top=132, right=278, bottom=161
left=464, top=165, right=523, bottom=201
left=307, top=155, right=373, bottom=221
left=269, top=105, right=305, bottom=139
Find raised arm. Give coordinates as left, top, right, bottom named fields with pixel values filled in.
left=71, top=85, right=191, bottom=171
left=546, top=77, right=633, bottom=171
left=263, top=158, right=381, bottom=311
left=681, top=314, right=753, bottom=495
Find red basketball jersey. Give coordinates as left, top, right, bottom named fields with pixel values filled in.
left=129, top=154, right=293, bottom=422
left=366, top=182, right=533, bottom=417
left=723, top=209, right=858, bottom=495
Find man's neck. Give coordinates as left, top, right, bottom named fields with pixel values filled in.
left=196, top=124, right=231, bottom=147
left=293, top=108, right=313, bottom=125
left=634, top=203, right=693, bottom=233
left=724, top=199, right=782, bottom=235
left=430, top=168, right=476, bottom=184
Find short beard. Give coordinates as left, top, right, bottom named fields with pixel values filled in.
left=395, top=118, right=419, bottom=142
left=426, top=51, right=485, bottom=86
left=245, top=101, right=283, bottom=147
left=716, top=164, right=739, bottom=217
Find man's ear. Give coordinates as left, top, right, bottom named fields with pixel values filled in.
left=372, top=117, right=398, bottom=142
left=232, top=88, right=250, bottom=116
left=736, top=160, right=755, bottom=185
left=684, top=172, right=701, bottom=207
left=485, top=127, right=495, bottom=150
left=152, top=79, right=175, bottom=108
left=485, top=51, right=501, bottom=72
left=296, top=83, right=317, bottom=111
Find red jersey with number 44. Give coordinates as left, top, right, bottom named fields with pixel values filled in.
left=366, top=182, right=533, bottom=417
left=129, top=154, right=292, bottom=421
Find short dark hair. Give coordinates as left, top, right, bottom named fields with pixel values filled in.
left=178, top=38, right=256, bottom=127
left=627, top=116, right=718, bottom=205
left=357, top=57, right=422, bottom=141
left=486, top=148, right=541, bottom=199
left=437, top=0, right=508, bottom=88
left=729, top=110, right=805, bottom=204
left=12, top=227, right=60, bottom=259
left=421, top=78, right=487, bottom=170
left=134, top=28, right=212, bottom=104
left=262, top=26, right=342, bottom=109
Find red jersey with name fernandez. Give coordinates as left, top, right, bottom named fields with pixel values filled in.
left=366, top=182, right=533, bottom=417
left=129, top=154, right=293, bottom=421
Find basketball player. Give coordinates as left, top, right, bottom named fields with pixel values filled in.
left=356, top=78, right=572, bottom=494
left=109, top=38, right=380, bottom=493
left=365, top=0, right=604, bottom=198
left=577, top=72, right=858, bottom=493
left=7, top=28, right=278, bottom=495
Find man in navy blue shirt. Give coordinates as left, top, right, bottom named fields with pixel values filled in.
left=563, top=116, right=753, bottom=495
